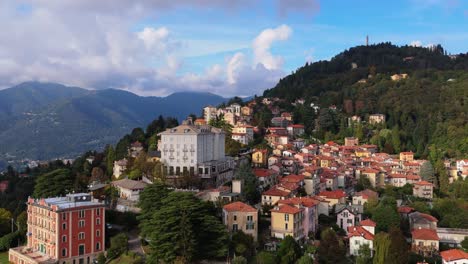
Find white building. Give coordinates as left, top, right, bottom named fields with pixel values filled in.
left=113, top=159, right=128, bottom=179
left=158, top=120, right=234, bottom=186
left=336, top=205, right=362, bottom=234
left=111, top=179, right=148, bottom=202
left=203, top=106, right=218, bottom=123
left=348, top=220, right=375, bottom=256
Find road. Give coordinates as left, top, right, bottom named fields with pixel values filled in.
left=127, top=230, right=145, bottom=256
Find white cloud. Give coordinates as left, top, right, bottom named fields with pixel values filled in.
left=253, top=24, right=292, bottom=70
left=410, top=40, right=422, bottom=47
left=0, top=1, right=293, bottom=96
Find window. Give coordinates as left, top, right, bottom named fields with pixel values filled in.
left=232, top=224, right=238, bottom=232
left=62, top=235, right=66, bottom=243
left=78, top=245, right=85, bottom=255
left=78, top=232, right=85, bottom=240
left=285, top=223, right=288, bottom=230
left=247, top=215, right=253, bottom=222
left=96, top=208, right=100, bottom=216
left=96, top=218, right=100, bottom=225
left=284, top=214, right=289, bottom=221
left=233, top=215, right=237, bottom=221
left=79, top=210, right=85, bottom=218
left=347, top=219, right=353, bottom=224
left=96, top=242, right=101, bottom=251
left=62, top=213, right=67, bottom=220
left=96, top=230, right=100, bottom=237
left=62, top=223, right=67, bottom=230
left=79, top=220, right=85, bottom=228
left=62, top=248, right=67, bottom=257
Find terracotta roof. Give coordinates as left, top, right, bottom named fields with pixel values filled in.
left=223, top=201, right=257, bottom=213
left=288, top=124, right=305, bottom=128
left=414, top=180, right=433, bottom=186
left=355, top=189, right=378, bottom=200
left=280, top=174, right=304, bottom=183
left=318, top=190, right=346, bottom=199
left=440, top=249, right=468, bottom=261
left=278, top=197, right=319, bottom=208
left=360, top=219, right=376, bottom=227
left=361, top=168, right=380, bottom=174
left=348, top=226, right=374, bottom=240
left=412, top=228, right=439, bottom=241
left=398, top=206, right=414, bottom=214
left=253, top=168, right=277, bottom=178
left=271, top=204, right=303, bottom=214
left=401, top=151, right=414, bottom=155
left=262, top=187, right=290, bottom=197
left=419, top=213, right=438, bottom=222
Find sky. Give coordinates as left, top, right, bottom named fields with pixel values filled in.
left=0, top=0, right=467, bottom=97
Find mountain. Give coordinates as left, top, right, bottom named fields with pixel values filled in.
left=0, top=82, right=226, bottom=167
left=263, top=43, right=468, bottom=160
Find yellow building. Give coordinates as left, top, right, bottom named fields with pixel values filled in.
left=360, top=168, right=380, bottom=188
left=400, top=151, right=414, bottom=162
left=270, top=204, right=305, bottom=240
left=252, top=149, right=268, bottom=167
left=223, top=202, right=258, bottom=241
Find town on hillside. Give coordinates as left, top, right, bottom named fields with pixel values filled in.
left=2, top=96, right=467, bottom=264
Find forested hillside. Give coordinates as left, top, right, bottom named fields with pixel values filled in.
left=263, top=43, right=468, bottom=160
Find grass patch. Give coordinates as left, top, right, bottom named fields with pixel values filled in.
left=108, top=252, right=143, bottom=264
left=0, top=251, right=9, bottom=263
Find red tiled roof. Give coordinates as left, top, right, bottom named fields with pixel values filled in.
left=419, top=213, right=438, bottom=222
left=360, top=219, right=376, bottom=227
left=440, top=249, right=468, bottom=262
left=361, top=168, right=380, bottom=174
left=355, top=189, right=378, bottom=200
left=412, top=228, right=439, bottom=240
left=398, top=206, right=414, bottom=214
left=262, top=187, right=290, bottom=197
left=223, top=201, right=257, bottom=213
left=253, top=168, right=277, bottom=178
left=278, top=197, right=319, bottom=208
left=271, top=204, right=303, bottom=214
left=280, top=174, right=304, bottom=183
left=414, top=180, right=433, bottom=186
left=318, top=190, right=346, bottom=199
left=288, top=124, right=305, bottom=128
left=348, top=226, right=374, bottom=240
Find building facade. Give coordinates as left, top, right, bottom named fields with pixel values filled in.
left=9, top=193, right=105, bottom=264
left=222, top=202, right=258, bottom=241
left=158, top=120, right=234, bottom=186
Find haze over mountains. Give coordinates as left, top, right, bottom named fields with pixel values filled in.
left=0, top=82, right=227, bottom=168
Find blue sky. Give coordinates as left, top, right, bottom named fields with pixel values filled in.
left=0, top=0, right=467, bottom=96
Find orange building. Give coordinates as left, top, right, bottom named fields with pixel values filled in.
left=9, top=193, right=105, bottom=264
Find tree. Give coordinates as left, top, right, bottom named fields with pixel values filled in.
left=419, top=161, right=435, bottom=183
left=105, top=145, right=116, bottom=176
left=97, top=253, right=106, bottom=264
left=147, top=192, right=228, bottom=263
left=356, top=176, right=373, bottom=192
left=435, top=160, right=449, bottom=193
left=391, top=126, right=401, bottom=153
left=138, top=183, right=171, bottom=238
left=231, top=231, right=255, bottom=260
left=297, top=255, right=314, bottom=264
left=33, top=169, right=73, bottom=198
left=387, top=227, right=408, bottom=264
left=356, top=244, right=372, bottom=264
left=277, top=236, right=302, bottom=264
left=256, top=251, right=277, bottom=264
left=107, top=233, right=128, bottom=260
left=235, top=163, right=260, bottom=204
left=373, top=232, right=390, bottom=264
left=232, top=256, right=248, bottom=264
left=318, top=228, right=346, bottom=264
left=372, top=203, right=400, bottom=233
left=16, top=211, right=27, bottom=233
left=461, top=236, right=468, bottom=251
left=0, top=208, right=12, bottom=236
left=91, top=167, right=106, bottom=183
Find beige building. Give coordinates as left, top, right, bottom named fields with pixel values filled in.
left=223, top=202, right=258, bottom=241
left=270, top=204, right=305, bottom=240
left=368, top=114, right=386, bottom=125
left=412, top=228, right=439, bottom=256
left=400, top=151, right=414, bottom=162
left=113, top=159, right=128, bottom=179
left=413, top=181, right=434, bottom=199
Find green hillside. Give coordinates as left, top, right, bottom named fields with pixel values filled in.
left=263, top=43, right=468, bottom=160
